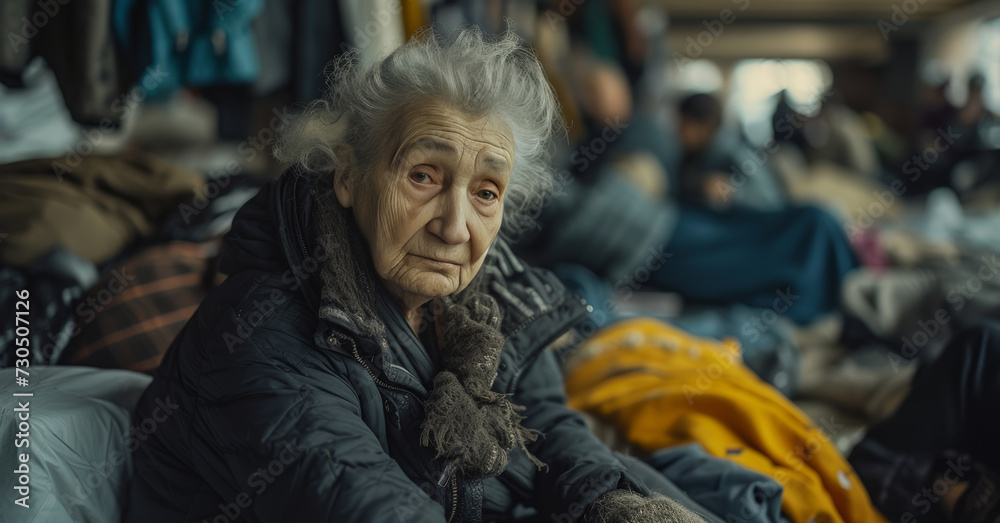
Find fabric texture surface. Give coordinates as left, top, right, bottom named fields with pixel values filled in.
left=0, top=366, right=152, bottom=523
left=564, top=318, right=889, bottom=523
left=0, top=247, right=98, bottom=368
left=665, top=305, right=800, bottom=397
left=113, top=0, right=264, bottom=99
left=795, top=342, right=915, bottom=423
left=654, top=204, right=858, bottom=325
left=840, top=267, right=943, bottom=348
left=60, top=241, right=221, bottom=373
left=0, top=0, right=123, bottom=126
left=0, top=151, right=205, bottom=266
left=551, top=264, right=798, bottom=396
left=528, top=171, right=677, bottom=284
left=0, top=58, right=80, bottom=164
left=583, top=489, right=706, bottom=523
left=644, top=443, right=788, bottom=523
left=849, top=323, right=1000, bottom=523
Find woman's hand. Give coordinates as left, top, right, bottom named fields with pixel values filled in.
left=421, top=292, right=544, bottom=479
left=440, top=294, right=504, bottom=397
left=583, top=490, right=707, bottom=523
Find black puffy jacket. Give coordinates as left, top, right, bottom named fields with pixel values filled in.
left=124, top=169, right=661, bottom=522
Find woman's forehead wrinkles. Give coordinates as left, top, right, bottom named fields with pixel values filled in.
left=392, top=123, right=513, bottom=171
left=396, top=102, right=512, bottom=146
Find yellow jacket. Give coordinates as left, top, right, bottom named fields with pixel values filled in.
left=565, top=318, right=888, bottom=523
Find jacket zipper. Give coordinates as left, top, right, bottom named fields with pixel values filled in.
left=346, top=336, right=412, bottom=395
left=447, top=475, right=458, bottom=523
left=345, top=335, right=460, bottom=521
left=343, top=334, right=462, bottom=520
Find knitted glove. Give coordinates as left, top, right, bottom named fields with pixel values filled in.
left=583, top=490, right=707, bottom=523
left=420, top=293, right=544, bottom=478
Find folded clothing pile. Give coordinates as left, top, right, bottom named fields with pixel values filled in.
left=565, top=318, right=888, bottom=523
left=0, top=150, right=204, bottom=267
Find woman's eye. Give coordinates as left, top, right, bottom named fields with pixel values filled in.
left=410, top=172, right=432, bottom=183
left=478, top=189, right=498, bottom=201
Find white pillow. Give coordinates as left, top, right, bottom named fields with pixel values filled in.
left=0, top=366, right=151, bottom=522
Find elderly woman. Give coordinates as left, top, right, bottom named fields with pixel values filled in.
left=125, top=30, right=714, bottom=523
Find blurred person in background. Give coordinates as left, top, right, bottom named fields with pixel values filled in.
left=912, top=73, right=1000, bottom=195
left=519, top=59, right=858, bottom=326
left=672, top=92, right=786, bottom=209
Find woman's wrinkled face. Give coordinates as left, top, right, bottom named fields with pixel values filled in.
left=336, top=100, right=514, bottom=312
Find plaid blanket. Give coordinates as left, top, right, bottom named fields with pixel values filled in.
left=60, top=241, right=222, bottom=373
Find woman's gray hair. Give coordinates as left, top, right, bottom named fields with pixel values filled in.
left=275, top=27, right=565, bottom=237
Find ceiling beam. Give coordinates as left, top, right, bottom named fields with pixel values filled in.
left=665, top=24, right=891, bottom=61
left=651, top=0, right=974, bottom=21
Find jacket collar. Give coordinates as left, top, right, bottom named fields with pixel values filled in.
left=223, top=166, right=589, bottom=376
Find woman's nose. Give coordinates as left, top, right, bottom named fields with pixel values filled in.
left=428, top=189, right=471, bottom=245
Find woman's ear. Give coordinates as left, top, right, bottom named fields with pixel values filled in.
left=334, top=147, right=356, bottom=208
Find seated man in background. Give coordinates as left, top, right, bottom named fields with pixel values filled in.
left=673, top=93, right=784, bottom=210
left=519, top=61, right=858, bottom=326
